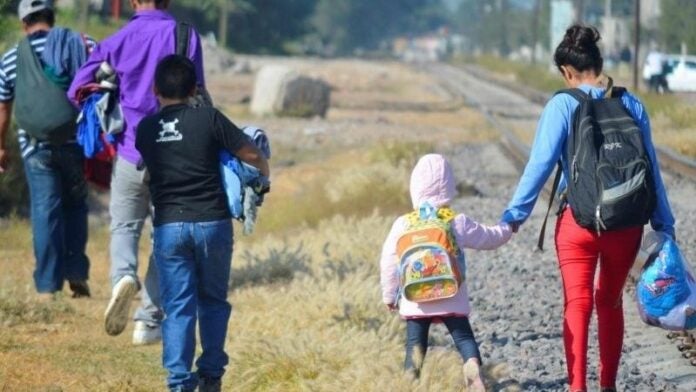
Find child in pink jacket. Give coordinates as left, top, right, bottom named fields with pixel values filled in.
left=380, top=154, right=511, bottom=390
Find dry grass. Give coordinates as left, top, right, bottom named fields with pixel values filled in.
left=0, top=214, right=503, bottom=391
left=0, top=222, right=164, bottom=391
left=0, top=58, right=506, bottom=391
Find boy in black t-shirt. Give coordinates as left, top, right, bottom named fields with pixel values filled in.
left=135, top=55, right=269, bottom=392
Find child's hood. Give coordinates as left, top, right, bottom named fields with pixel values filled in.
left=409, top=154, right=456, bottom=210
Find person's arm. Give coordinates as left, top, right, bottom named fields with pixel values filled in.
left=234, top=142, right=269, bottom=178
left=501, top=94, right=571, bottom=226
left=67, top=44, right=108, bottom=105
left=380, top=217, right=405, bottom=308
left=214, top=110, right=269, bottom=177
left=453, top=215, right=512, bottom=250
left=0, top=101, right=12, bottom=173
left=629, top=95, right=676, bottom=239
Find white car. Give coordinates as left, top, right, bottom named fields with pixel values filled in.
left=665, top=55, right=696, bottom=92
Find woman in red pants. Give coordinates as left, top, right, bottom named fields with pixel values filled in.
left=501, top=25, right=675, bottom=392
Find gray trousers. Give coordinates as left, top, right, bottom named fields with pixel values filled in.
left=109, top=156, right=162, bottom=325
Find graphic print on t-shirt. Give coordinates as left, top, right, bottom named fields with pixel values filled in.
left=156, top=118, right=183, bottom=143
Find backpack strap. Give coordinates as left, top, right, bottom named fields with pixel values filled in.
left=175, top=21, right=191, bottom=57
left=18, top=37, right=43, bottom=73
left=554, top=88, right=590, bottom=102
left=611, top=86, right=626, bottom=98
left=537, top=161, right=564, bottom=251
left=405, top=205, right=456, bottom=226
left=536, top=87, right=594, bottom=250
left=419, top=202, right=437, bottom=220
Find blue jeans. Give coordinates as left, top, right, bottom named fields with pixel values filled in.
left=404, top=316, right=481, bottom=375
left=154, top=220, right=233, bottom=390
left=23, top=143, right=89, bottom=293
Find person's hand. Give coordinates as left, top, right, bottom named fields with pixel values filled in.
left=386, top=303, right=398, bottom=312
left=510, top=222, right=520, bottom=233
left=251, top=175, right=271, bottom=196
left=0, top=148, right=8, bottom=174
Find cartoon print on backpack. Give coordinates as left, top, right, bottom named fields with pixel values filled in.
left=397, top=203, right=463, bottom=303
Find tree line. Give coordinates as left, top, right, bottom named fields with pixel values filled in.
left=1, top=0, right=694, bottom=56
left=169, top=0, right=696, bottom=56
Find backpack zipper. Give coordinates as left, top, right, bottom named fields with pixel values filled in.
left=572, top=155, right=578, bottom=183
left=594, top=204, right=607, bottom=235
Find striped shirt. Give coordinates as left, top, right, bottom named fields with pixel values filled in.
left=0, top=29, right=96, bottom=156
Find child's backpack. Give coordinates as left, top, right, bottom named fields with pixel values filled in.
left=396, top=203, right=464, bottom=303
left=538, top=80, right=657, bottom=250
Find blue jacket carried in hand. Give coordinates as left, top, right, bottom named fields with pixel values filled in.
left=220, top=126, right=271, bottom=235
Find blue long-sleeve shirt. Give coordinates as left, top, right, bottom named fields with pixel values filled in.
left=501, top=84, right=675, bottom=238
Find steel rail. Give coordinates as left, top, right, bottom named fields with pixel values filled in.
left=459, top=63, right=696, bottom=182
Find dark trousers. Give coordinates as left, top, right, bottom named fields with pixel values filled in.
left=23, top=143, right=89, bottom=293
left=404, top=316, right=481, bottom=375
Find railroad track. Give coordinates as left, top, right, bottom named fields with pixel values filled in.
left=425, top=62, right=696, bottom=390
left=458, top=63, right=696, bottom=183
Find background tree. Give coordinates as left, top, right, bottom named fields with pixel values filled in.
left=312, top=0, right=448, bottom=55
left=659, top=0, right=696, bottom=53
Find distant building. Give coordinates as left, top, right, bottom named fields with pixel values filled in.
left=393, top=28, right=453, bottom=63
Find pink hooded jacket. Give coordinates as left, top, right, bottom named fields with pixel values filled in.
left=379, top=154, right=512, bottom=318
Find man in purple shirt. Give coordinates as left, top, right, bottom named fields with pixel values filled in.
left=68, top=0, right=206, bottom=346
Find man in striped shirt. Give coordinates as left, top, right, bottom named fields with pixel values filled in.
left=0, top=0, right=95, bottom=301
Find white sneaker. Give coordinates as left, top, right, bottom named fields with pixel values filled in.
left=104, top=275, right=138, bottom=336
left=132, top=320, right=162, bottom=345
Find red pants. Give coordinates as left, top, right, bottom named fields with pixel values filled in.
left=554, top=209, right=642, bottom=391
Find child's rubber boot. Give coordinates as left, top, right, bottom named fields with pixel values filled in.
left=463, top=358, right=485, bottom=392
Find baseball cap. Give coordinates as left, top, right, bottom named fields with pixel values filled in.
left=18, top=0, right=53, bottom=21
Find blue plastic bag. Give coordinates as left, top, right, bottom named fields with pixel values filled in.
left=636, top=231, right=696, bottom=330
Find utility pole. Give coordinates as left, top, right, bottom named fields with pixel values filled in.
left=532, top=0, right=541, bottom=64
left=575, top=0, right=585, bottom=23
left=500, top=0, right=510, bottom=56
left=218, top=0, right=229, bottom=48
left=604, top=0, right=614, bottom=57
left=633, top=0, right=640, bottom=91
left=112, top=0, right=121, bottom=22
left=77, top=0, right=90, bottom=30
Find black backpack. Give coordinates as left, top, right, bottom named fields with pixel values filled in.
left=538, top=82, right=656, bottom=250
left=14, top=37, right=78, bottom=144
left=175, top=22, right=213, bottom=108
